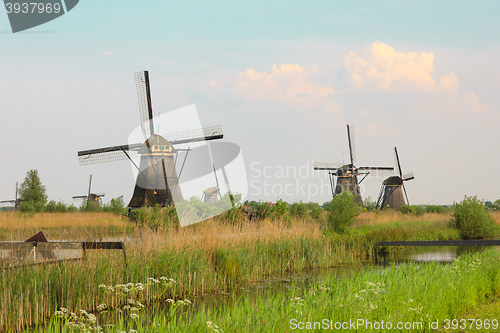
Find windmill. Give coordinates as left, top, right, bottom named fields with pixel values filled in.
left=73, top=175, right=105, bottom=207
left=313, top=124, right=394, bottom=205
left=0, top=182, right=20, bottom=209
left=77, top=71, right=223, bottom=208
left=201, top=164, right=222, bottom=205
left=376, top=147, right=414, bottom=210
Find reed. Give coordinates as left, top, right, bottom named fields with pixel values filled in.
left=0, top=211, right=462, bottom=332
left=0, top=212, right=131, bottom=241
left=31, top=248, right=500, bottom=332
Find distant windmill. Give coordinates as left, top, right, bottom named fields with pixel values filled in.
left=77, top=71, right=223, bottom=208
left=202, top=165, right=222, bottom=205
left=73, top=175, right=105, bottom=207
left=313, top=124, right=394, bottom=205
left=0, top=182, right=20, bottom=209
left=376, top=147, right=414, bottom=210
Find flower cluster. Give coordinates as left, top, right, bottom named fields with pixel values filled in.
left=207, top=321, right=224, bottom=332
left=53, top=308, right=101, bottom=332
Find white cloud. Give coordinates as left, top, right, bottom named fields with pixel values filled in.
left=101, top=51, right=115, bottom=57
left=438, top=72, right=459, bottom=91
left=357, top=122, right=401, bottom=138
left=344, top=41, right=458, bottom=92
left=463, top=90, right=489, bottom=113
left=232, top=63, right=337, bottom=111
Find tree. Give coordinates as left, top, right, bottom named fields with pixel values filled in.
left=18, top=169, right=47, bottom=205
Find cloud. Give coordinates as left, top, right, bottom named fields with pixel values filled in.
left=232, top=63, right=337, bottom=111
left=438, top=72, right=459, bottom=91
left=463, top=90, right=489, bottom=113
left=101, top=51, right=115, bottom=57
left=357, top=122, right=401, bottom=138
left=344, top=42, right=458, bottom=92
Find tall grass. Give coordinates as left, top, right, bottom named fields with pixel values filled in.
left=32, top=248, right=500, bottom=332
left=0, top=211, right=465, bottom=331
left=0, top=212, right=132, bottom=241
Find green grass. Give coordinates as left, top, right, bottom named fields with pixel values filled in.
left=28, top=248, right=500, bottom=332
left=0, top=215, right=463, bottom=332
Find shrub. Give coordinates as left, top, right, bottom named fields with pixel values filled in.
left=289, top=201, right=308, bottom=219
left=45, top=200, right=68, bottom=213
left=325, top=191, right=361, bottom=233
left=425, top=205, right=448, bottom=214
left=399, top=204, right=425, bottom=216
left=363, top=196, right=378, bottom=211
left=452, top=196, right=498, bottom=239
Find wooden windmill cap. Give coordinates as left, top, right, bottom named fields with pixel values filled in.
left=383, top=176, right=403, bottom=186
left=138, top=134, right=172, bottom=154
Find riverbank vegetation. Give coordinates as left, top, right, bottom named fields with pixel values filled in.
left=1, top=195, right=500, bottom=331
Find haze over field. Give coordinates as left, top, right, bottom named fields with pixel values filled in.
left=1, top=1, right=499, bottom=206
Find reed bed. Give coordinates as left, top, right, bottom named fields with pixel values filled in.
left=0, top=212, right=131, bottom=241
left=355, top=210, right=452, bottom=227
left=33, top=248, right=500, bottom=332
left=0, top=211, right=467, bottom=331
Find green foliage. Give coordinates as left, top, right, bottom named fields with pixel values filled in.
left=102, top=196, right=126, bottom=215
left=452, top=195, right=498, bottom=239
left=129, top=205, right=179, bottom=230
left=18, top=201, right=45, bottom=213
left=399, top=204, right=425, bottom=216
left=18, top=169, right=47, bottom=210
left=325, top=191, right=362, bottom=233
left=363, top=196, right=378, bottom=211
left=45, top=200, right=69, bottom=213
left=275, top=199, right=287, bottom=217
left=493, top=199, right=500, bottom=211
left=289, top=201, right=308, bottom=219
left=425, top=205, right=449, bottom=214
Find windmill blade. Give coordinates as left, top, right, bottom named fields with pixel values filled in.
left=72, top=195, right=88, bottom=200
left=87, top=175, right=92, bottom=199
left=78, top=143, right=142, bottom=165
left=165, top=125, right=224, bottom=145
left=357, top=166, right=394, bottom=178
left=347, top=124, right=356, bottom=165
left=402, top=182, right=410, bottom=205
left=394, top=147, right=403, bottom=178
left=313, top=161, right=342, bottom=170
left=135, top=71, right=155, bottom=138
left=403, top=172, right=414, bottom=181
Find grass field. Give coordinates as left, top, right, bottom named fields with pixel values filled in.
left=0, top=210, right=497, bottom=332
left=0, top=212, right=132, bottom=241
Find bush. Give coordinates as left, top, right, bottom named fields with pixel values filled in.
left=452, top=196, right=498, bottom=239
left=289, top=201, right=308, bottom=219
left=129, top=204, right=179, bottom=230
left=399, top=204, right=425, bottom=216
left=364, top=196, right=378, bottom=212
left=45, top=200, right=68, bottom=213
left=425, top=205, right=448, bottom=214
left=325, top=192, right=361, bottom=233
left=18, top=201, right=45, bottom=213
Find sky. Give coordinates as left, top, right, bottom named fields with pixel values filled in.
left=1, top=0, right=499, bottom=207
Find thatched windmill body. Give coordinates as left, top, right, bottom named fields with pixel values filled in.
left=77, top=71, right=223, bottom=208
left=314, top=125, right=394, bottom=205
left=376, top=147, right=414, bottom=210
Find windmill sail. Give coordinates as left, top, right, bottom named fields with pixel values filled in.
left=135, top=71, right=154, bottom=138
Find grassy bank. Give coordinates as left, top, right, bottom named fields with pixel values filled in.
left=32, top=248, right=500, bottom=332
left=0, top=210, right=465, bottom=332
